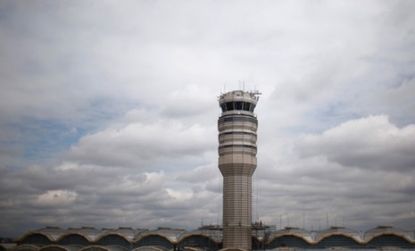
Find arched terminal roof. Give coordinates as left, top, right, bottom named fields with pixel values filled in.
left=267, top=227, right=313, bottom=244
left=97, top=228, right=145, bottom=243
left=133, top=228, right=185, bottom=244
left=315, top=227, right=363, bottom=243
left=17, top=227, right=147, bottom=244
left=79, top=245, right=127, bottom=251
left=37, top=244, right=81, bottom=251
left=363, top=226, right=414, bottom=243
left=18, top=228, right=57, bottom=243
left=131, top=247, right=167, bottom=251
left=15, top=225, right=415, bottom=249
left=218, top=248, right=246, bottom=251
left=178, top=229, right=222, bottom=244
left=266, top=226, right=415, bottom=245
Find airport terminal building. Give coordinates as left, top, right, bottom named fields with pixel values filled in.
left=4, top=225, right=415, bottom=251
left=3, top=91, right=415, bottom=251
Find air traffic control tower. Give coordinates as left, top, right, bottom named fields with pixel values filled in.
left=218, top=90, right=260, bottom=251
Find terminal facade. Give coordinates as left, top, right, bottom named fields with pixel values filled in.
left=5, top=225, right=415, bottom=251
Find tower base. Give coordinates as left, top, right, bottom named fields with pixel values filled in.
left=223, top=225, right=251, bottom=251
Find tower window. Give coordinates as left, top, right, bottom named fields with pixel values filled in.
left=222, top=102, right=255, bottom=112
left=221, top=103, right=227, bottom=112
left=235, top=102, right=243, bottom=110
left=243, top=102, right=250, bottom=111
left=226, top=102, right=234, bottom=111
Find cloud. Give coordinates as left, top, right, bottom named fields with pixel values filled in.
left=252, top=115, right=415, bottom=230
left=67, top=111, right=216, bottom=169
left=1, top=0, right=415, bottom=238
left=297, top=115, right=415, bottom=171
left=0, top=159, right=221, bottom=234
left=35, top=190, right=78, bottom=207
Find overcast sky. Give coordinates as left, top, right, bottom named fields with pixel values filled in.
left=1, top=0, right=415, bottom=238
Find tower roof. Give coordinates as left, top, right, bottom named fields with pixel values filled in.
left=218, top=90, right=260, bottom=105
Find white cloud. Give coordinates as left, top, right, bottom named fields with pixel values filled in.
left=166, top=188, right=193, bottom=201
left=68, top=114, right=216, bottom=168
left=297, top=115, right=415, bottom=171
left=35, top=190, right=78, bottom=207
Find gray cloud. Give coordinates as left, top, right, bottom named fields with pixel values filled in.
left=253, top=115, right=415, bottom=230
left=297, top=115, right=415, bottom=171
left=68, top=110, right=216, bottom=168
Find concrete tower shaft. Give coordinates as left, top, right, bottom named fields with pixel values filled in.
left=218, top=90, right=260, bottom=251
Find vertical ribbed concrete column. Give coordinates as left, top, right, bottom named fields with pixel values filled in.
left=218, top=90, right=260, bottom=251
